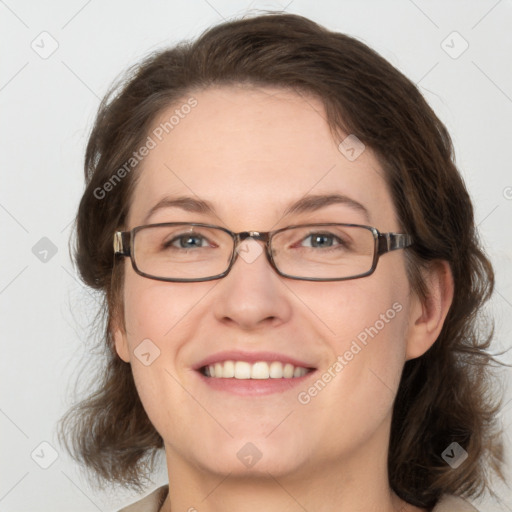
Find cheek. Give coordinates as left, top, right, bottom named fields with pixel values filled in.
left=120, top=275, right=218, bottom=415
left=298, top=272, right=410, bottom=401
left=304, top=270, right=408, bottom=344
left=120, top=276, right=204, bottom=435
left=333, top=291, right=407, bottom=393
left=284, top=278, right=411, bottom=461
left=123, top=290, right=170, bottom=343
left=122, top=274, right=215, bottom=345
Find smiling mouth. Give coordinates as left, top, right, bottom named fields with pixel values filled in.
left=200, top=360, right=314, bottom=379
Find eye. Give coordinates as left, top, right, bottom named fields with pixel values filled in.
left=164, top=232, right=210, bottom=250
left=300, top=232, right=344, bottom=249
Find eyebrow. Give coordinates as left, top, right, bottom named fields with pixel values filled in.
left=143, top=193, right=370, bottom=224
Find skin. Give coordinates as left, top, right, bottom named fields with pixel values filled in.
left=114, top=86, right=454, bottom=512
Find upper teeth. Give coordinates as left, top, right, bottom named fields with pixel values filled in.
left=204, top=361, right=310, bottom=379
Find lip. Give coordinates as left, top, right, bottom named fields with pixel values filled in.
left=196, top=370, right=316, bottom=396
left=193, top=350, right=316, bottom=371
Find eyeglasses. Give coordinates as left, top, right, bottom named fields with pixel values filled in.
left=113, top=222, right=413, bottom=282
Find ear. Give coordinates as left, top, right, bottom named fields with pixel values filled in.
left=112, top=316, right=131, bottom=363
left=405, top=260, right=454, bottom=361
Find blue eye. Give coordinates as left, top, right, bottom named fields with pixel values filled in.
left=300, top=232, right=343, bottom=249
left=165, top=233, right=209, bottom=250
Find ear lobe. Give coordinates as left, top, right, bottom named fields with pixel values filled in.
left=405, top=260, right=454, bottom=361
left=113, top=322, right=131, bottom=363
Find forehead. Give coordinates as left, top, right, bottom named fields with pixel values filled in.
left=126, top=86, right=398, bottom=230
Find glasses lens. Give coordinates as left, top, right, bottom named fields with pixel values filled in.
left=271, top=225, right=375, bottom=279
left=133, top=224, right=233, bottom=280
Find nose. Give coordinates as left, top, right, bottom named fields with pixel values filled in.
left=211, top=237, right=292, bottom=330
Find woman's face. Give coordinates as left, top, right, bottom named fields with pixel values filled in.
left=115, top=86, right=421, bottom=479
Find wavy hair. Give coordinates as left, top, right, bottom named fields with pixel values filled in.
left=58, top=12, right=509, bottom=509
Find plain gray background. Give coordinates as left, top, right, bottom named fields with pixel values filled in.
left=1, top=0, right=511, bottom=510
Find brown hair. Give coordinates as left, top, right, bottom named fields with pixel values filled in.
left=58, top=12, right=510, bottom=508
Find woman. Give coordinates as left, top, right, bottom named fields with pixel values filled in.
left=59, top=12, right=508, bottom=512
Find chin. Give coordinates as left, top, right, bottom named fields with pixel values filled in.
left=187, top=435, right=310, bottom=478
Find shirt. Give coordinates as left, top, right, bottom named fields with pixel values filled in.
left=117, top=485, right=480, bottom=512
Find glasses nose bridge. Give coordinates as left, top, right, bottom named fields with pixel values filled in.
left=236, top=230, right=271, bottom=244
left=233, top=230, right=273, bottom=263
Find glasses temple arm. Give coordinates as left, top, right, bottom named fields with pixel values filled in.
left=114, top=231, right=131, bottom=256
left=377, top=233, right=413, bottom=255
